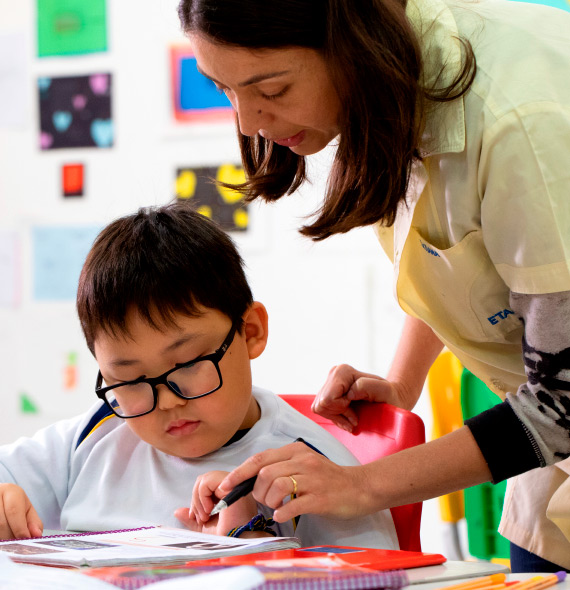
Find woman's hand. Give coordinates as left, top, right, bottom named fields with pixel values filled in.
left=217, top=429, right=492, bottom=526
left=313, top=317, right=445, bottom=431
left=218, top=442, right=377, bottom=523
left=0, top=483, right=43, bottom=540
left=175, top=470, right=260, bottom=537
left=312, top=364, right=411, bottom=432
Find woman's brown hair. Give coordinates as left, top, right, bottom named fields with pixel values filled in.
left=178, top=0, right=476, bottom=240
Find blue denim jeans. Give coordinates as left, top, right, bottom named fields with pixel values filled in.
left=510, top=543, right=569, bottom=573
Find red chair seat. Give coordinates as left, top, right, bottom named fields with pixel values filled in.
left=279, top=394, right=425, bottom=552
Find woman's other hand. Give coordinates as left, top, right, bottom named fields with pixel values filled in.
left=313, top=317, right=445, bottom=431
left=312, top=364, right=411, bottom=432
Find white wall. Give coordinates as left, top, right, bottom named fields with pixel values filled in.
left=0, top=0, right=459, bottom=556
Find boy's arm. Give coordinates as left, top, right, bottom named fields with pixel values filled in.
left=0, top=411, right=89, bottom=531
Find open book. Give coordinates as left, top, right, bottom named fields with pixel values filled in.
left=0, top=526, right=300, bottom=568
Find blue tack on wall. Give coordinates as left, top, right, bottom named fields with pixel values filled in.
left=33, top=225, right=102, bottom=301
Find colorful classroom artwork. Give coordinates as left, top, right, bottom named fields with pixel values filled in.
left=37, top=0, right=108, bottom=57
left=170, top=45, right=234, bottom=123
left=32, top=225, right=102, bottom=301
left=19, top=393, right=39, bottom=415
left=0, top=231, right=20, bottom=308
left=175, top=164, right=249, bottom=232
left=38, top=73, right=113, bottom=150
left=61, top=163, right=84, bottom=197
left=63, top=351, right=78, bottom=390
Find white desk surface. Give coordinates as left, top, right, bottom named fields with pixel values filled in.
left=408, top=567, right=570, bottom=590
left=406, top=560, right=510, bottom=586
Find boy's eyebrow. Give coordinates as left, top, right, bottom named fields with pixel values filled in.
left=109, top=359, right=140, bottom=368
left=106, top=334, right=205, bottom=368
left=162, top=333, right=203, bottom=354
left=196, top=65, right=291, bottom=87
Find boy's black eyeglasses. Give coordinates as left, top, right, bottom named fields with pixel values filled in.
left=95, top=320, right=239, bottom=419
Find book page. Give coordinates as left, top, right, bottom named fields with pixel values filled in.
left=0, top=526, right=300, bottom=568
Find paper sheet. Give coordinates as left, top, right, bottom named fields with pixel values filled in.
left=0, top=33, right=28, bottom=129
left=0, top=231, right=19, bottom=307
left=32, top=225, right=101, bottom=301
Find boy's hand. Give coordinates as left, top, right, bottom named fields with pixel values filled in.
left=0, top=483, right=43, bottom=540
left=174, top=470, right=261, bottom=537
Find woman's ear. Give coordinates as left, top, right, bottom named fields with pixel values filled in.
left=242, top=301, right=269, bottom=360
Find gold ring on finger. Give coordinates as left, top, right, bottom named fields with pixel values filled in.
left=289, top=475, right=298, bottom=495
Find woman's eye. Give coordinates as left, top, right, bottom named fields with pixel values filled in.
left=261, top=86, right=290, bottom=101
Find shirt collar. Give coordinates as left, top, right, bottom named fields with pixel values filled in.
left=406, top=0, right=467, bottom=155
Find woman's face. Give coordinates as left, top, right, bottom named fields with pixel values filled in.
left=190, top=34, right=342, bottom=156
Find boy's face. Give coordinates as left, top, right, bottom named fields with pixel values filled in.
left=93, top=304, right=267, bottom=458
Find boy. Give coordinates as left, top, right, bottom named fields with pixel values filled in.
left=0, top=204, right=397, bottom=548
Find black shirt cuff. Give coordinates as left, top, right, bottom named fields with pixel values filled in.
left=465, top=401, right=543, bottom=483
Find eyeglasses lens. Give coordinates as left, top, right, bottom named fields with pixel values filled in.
left=104, top=360, right=221, bottom=418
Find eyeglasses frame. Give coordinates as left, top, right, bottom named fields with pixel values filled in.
left=95, top=319, right=239, bottom=419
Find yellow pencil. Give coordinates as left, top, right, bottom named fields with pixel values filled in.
left=433, top=573, right=507, bottom=590
left=513, top=573, right=568, bottom=590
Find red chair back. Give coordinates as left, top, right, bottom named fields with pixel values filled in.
left=279, top=394, right=425, bottom=552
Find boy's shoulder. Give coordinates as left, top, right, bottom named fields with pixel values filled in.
left=249, top=387, right=360, bottom=467
left=70, top=401, right=128, bottom=459
left=74, top=402, right=118, bottom=450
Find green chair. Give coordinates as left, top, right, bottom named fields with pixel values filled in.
left=460, top=369, right=510, bottom=560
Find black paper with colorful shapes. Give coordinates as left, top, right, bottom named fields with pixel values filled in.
left=38, top=73, right=113, bottom=150
left=175, top=164, right=249, bottom=232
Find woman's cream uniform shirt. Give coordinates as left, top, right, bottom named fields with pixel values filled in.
left=377, top=0, right=570, bottom=565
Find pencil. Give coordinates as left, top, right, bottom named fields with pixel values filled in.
left=506, top=576, right=545, bottom=590
left=209, top=475, right=257, bottom=516
left=464, top=583, right=506, bottom=590
left=210, top=437, right=316, bottom=516
left=433, top=573, right=507, bottom=590
left=508, top=572, right=567, bottom=590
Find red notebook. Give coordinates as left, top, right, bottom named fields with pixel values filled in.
left=185, top=544, right=447, bottom=571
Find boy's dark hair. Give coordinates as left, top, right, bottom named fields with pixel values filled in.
left=77, top=203, right=253, bottom=355
left=178, top=0, right=475, bottom=241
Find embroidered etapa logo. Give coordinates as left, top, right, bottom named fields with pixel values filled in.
left=487, top=309, right=515, bottom=325
left=420, top=241, right=440, bottom=257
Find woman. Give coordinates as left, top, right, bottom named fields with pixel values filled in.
left=177, top=0, right=570, bottom=571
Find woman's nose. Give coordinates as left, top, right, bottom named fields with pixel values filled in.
left=235, top=98, right=266, bottom=137
left=157, top=383, right=187, bottom=411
